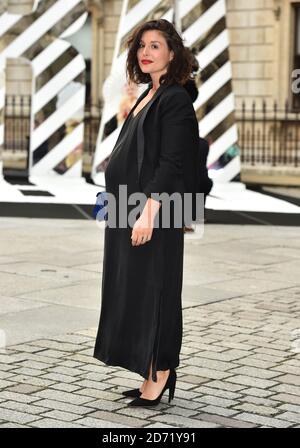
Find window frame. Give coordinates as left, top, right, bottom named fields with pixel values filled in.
left=292, top=3, right=300, bottom=109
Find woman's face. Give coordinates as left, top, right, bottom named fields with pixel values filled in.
left=137, top=30, right=174, bottom=79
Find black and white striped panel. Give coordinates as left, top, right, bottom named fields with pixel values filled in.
left=0, top=0, right=88, bottom=178
left=92, top=0, right=240, bottom=185
left=183, top=0, right=240, bottom=181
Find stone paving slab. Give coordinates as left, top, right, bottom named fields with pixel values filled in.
left=0, top=295, right=299, bottom=429
left=0, top=218, right=300, bottom=427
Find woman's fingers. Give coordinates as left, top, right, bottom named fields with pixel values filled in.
left=131, top=213, right=154, bottom=246
left=131, top=234, right=148, bottom=246
left=131, top=229, right=152, bottom=246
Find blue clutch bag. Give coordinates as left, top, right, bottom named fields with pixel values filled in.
left=93, top=191, right=108, bottom=221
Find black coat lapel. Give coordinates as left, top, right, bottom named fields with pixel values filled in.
left=136, top=83, right=168, bottom=184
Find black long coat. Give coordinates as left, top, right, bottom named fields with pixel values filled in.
left=93, top=82, right=200, bottom=383
left=135, top=82, right=200, bottom=204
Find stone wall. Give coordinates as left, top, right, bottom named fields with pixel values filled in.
left=226, top=0, right=295, bottom=111
left=5, top=60, right=32, bottom=96
left=102, top=0, right=123, bottom=79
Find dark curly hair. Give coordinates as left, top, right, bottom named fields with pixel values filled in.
left=126, top=19, right=193, bottom=87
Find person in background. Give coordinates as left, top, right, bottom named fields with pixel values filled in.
left=183, top=48, right=213, bottom=232
left=117, top=81, right=139, bottom=125
left=98, top=81, right=139, bottom=173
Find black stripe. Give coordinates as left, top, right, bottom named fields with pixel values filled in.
left=196, top=79, right=232, bottom=120
left=188, top=15, right=226, bottom=54
left=23, top=3, right=86, bottom=61
left=1, top=199, right=299, bottom=226
left=127, top=0, right=140, bottom=10
left=182, top=0, right=220, bottom=33
left=32, top=111, right=84, bottom=166
left=49, top=3, right=87, bottom=41
left=199, top=17, right=226, bottom=52
left=203, top=110, right=236, bottom=143
left=32, top=122, right=66, bottom=165
left=33, top=71, right=85, bottom=121
left=0, top=0, right=58, bottom=47
left=53, top=149, right=81, bottom=174
left=200, top=48, right=229, bottom=84
left=35, top=47, right=80, bottom=92
left=0, top=16, right=33, bottom=48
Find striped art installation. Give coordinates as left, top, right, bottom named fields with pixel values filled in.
left=0, top=0, right=87, bottom=178
left=92, top=0, right=240, bottom=185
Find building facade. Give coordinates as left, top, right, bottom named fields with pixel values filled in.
left=2, top=0, right=300, bottom=183
left=93, top=0, right=300, bottom=112
left=5, top=1, right=297, bottom=110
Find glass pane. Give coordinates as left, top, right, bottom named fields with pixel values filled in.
left=297, top=7, right=300, bottom=55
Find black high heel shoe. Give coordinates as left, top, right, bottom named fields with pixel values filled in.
left=127, top=368, right=176, bottom=407
left=122, top=388, right=142, bottom=398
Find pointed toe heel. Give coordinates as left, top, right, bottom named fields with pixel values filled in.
left=122, top=388, right=142, bottom=398
left=128, top=368, right=177, bottom=407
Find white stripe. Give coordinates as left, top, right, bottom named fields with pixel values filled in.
left=197, top=29, right=229, bottom=71
left=180, top=0, right=202, bottom=17
left=120, top=0, right=201, bottom=46
left=32, top=13, right=87, bottom=77
left=93, top=126, right=122, bottom=167
left=31, top=123, right=83, bottom=174
left=195, top=61, right=231, bottom=109
left=92, top=0, right=239, bottom=184
left=31, top=86, right=85, bottom=150
left=0, top=0, right=82, bottom=70
left=0, top=12, right=22, bottom=38
left=63, top=159, right=82, bottom=177
left=207, top=124, right=238, bottom=165
left=209, top=155, right=241, bottom=182
left=121, top=0, right=162, bottom=37
left=32, top=40, right=71, bottom=76
left=157, top=0, right=201, bottom=25
left=199, top=93, right=235, bottom=137
left=33, top=54, right=85, bottom=113
left=60, top=12, right=88, bottom=38
left=183, top=0, right=226, bottom=47
left=101, top=0, right=205, bottom=171
left=93, top=0, right=205, bottom=178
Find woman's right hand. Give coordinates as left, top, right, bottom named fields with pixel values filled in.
left=131, top=212, right=154, bottom=246
left=131, top=198, right=160, bottom=246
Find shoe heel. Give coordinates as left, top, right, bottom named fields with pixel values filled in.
left=168, top=369, right=177, bottom=403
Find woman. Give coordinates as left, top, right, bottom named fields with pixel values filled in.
left=93, top=19, right=200, bottom=407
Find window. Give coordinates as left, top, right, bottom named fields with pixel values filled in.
left=293, top=4, right=300, bottom=109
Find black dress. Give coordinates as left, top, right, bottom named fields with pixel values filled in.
left=93, top=106, right=184, bottom=383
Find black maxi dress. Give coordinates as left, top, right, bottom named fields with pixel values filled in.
left=93, top=106, right=184, bottom=383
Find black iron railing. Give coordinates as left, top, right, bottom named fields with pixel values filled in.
left=3, top=96, right=101, bottom=156
left=237, top=100, right=300, bottom=167
left=83, top=102, right=101, bottom=156
left=4, top=96, right=300, bottom=174
left=4, top=95, right=31, bottom=153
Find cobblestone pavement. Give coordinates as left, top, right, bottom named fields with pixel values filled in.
left=0, top=218, right=300, bottom=428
